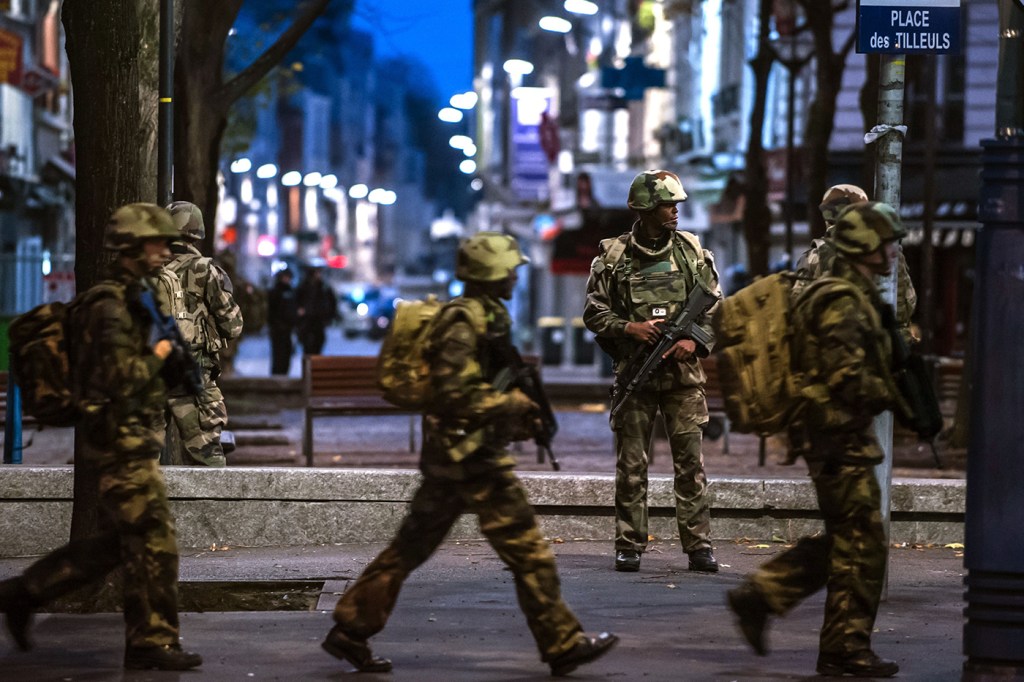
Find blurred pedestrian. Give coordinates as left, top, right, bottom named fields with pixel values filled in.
left=295, top=266, right=337, bottom=356
left=267, top=268, right=297, bottom=375
left=583, top=169, right=721, bottom=574
left=0, top=204, right=202, bottom=671
left=162, top=201, right=243, bottom=467
left=727, top=202, right=908, bottom=678
left=322, top=233, right=618, bottom=676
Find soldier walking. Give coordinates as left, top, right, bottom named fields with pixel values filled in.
left=583, top=169, right=721, bottom=574
left=162, top=201, right=243, bottom=467
left=727, top=202, right=908, bottom=678
left=0, top=204, right=202, bottom=671
left=322, top=233, right=618, bottom=676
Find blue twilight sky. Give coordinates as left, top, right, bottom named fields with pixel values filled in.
left=350, top=0, right=474, bottom=103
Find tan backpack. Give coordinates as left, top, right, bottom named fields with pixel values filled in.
left=377, top=296, right=486, bottom=409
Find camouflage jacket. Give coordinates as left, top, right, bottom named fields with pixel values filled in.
left=583, top=224, right=720, bottom=388
left=166, top=242, right=243, bottom=356
left=793, top=228, right=917, bottom=341
left=69, top=263, right=168, bottom=461
left=419, top=294, right=532, bottom=480
left=792, top=259, right=904, bottom=464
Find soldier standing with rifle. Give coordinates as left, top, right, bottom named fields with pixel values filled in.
left=322, top=233, right=617, bottom=676
left=584, top=170, right=722, bottom=574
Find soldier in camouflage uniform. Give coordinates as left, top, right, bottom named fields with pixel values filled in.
left=322, top=233, right=618, bottom=676
left=583, top=170, right=721, bottom=574
left=727, top=202, right=907, bottom=678
left=162, top=201, right=243, bottom=467
left=794, top=184, right=917, bottom=343
left=0, top=204, right=202, bottom=671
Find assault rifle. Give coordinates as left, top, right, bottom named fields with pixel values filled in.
left=138, top=285, right=204, bottom=396
left=881, top=306, right=944, bottom=468
left=492, top=342, right=561, bottom=471
left=609, top=280, right=720, bottom=422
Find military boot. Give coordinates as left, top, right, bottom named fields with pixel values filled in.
left=816, top=650, right=899, bottom=678
left=0, top=577, right=35, bottom=651
left=614, top=550, right=640, bottom=572
left=687, top=548, right=719, bottom=572
left=124, top=643, right=203, bottom=670
left=726, top=583, right=771, bottom=656
left=549, top=632, right=619, bottom=676
left=322, top=624, right=392, bottom=672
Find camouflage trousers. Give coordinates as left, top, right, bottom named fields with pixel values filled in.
left=166, top=367, right=227, bottom=467
left=332, top=469, right=586, bottom=662
left=612, top=385, right=711, bottom=554
left=745, top=461, right=886, bottom=657
left=20, top=454, right=181, bottom=648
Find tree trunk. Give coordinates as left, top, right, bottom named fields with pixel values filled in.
left=741, top=0, right=776, bottom=278
left=63, top=0, right=160, bottom=547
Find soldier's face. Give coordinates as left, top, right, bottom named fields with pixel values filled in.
left=654, top=202, right=678, bottom=230
left=861, top=240, right=899, bottom=276
left=498, top=268, right=518, bottom=299
left=140, top=238, right=172, bottom=274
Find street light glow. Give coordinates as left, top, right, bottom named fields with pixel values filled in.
left=348, top=183, right=368, bottom=199
left=319, top=174, right=338, bottom=190
left=503, top=59, right=534, bottom=76
left=450, top=92, right=478, bottom=109
left=463, top=143, right=477, bottom=157
left=230, top=158, right=252, bottom=173
left=256, top=163, right=278, bottom=179
left=539, top=16, right=572, bottom=33
left=459, top=160, right=477, bottom=174
left=281, top=171, right=302, bottom=186
left=564, top=0, right=598, bottom=16
left=449, top=134, right=473, bottom=150
left=368, top=188, right=387, bottom=203
left=438, top=107, right=464, bottom=123
left=303, top=172, right=323, bottom=187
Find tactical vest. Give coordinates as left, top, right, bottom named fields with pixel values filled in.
left=166, top=254, right=218, bottom=355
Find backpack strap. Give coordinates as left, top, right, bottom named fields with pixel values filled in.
left=438, top=297, right=488, bottom=336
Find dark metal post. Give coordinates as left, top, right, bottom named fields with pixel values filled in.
left=963, top=1, right=1024, bottom=678
left=157, top=0, right=174, bottom=206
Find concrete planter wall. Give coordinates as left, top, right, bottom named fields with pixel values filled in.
left=0, top=467, right=964, bottom=557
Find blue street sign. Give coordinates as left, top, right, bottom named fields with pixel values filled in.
left=857, top=0, right=962, bottom=55
left=601, top=55, right=666, bottom=101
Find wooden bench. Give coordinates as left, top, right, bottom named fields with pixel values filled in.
left=302, top=355, right=417, bottom=466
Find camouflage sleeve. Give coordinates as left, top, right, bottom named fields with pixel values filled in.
left=895, top=248, right=917, bottom=328
left=583, top=256, right=629, bottom=337
left=815, top=294, right=896, bottom=418
left=428, top=318, right=526, bottom=425
left=691, top=248, right=721, bottom=355
left=206, top=264, right=244, bottom=341
left=85, top=296, right=164, bottom=400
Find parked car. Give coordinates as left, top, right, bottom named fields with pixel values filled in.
left=339, top=285, right=398, bottom=339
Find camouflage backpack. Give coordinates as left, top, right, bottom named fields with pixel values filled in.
left=152, top=268, right=195, bottom=349
left=377, top=296, right=486, bottom=409
left=8, top=284, right=120, bottom=426
left=711, top=272, right=805, bottom=436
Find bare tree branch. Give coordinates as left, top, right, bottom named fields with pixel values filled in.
left=217, top=0, right=334, bottom=107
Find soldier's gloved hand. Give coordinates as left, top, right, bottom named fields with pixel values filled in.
left=505, top=388, right=540, bottom=417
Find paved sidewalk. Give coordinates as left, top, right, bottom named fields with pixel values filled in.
left=0, top=540, right=964, bottom=681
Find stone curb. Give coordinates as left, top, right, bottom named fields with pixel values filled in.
left=0, top=467, right=964, bottom=557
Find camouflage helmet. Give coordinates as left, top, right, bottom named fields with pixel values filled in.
left=166, top=200, right=205, bottom=240
left=819, top=184, right=869, bottom=225
left=627, top=169, right=687, bottom=211
left=104, top=203, right=179, bottom=252
left=831, top=201, right=908, bottom=257
left=455, top=232, right=530, bottom=282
